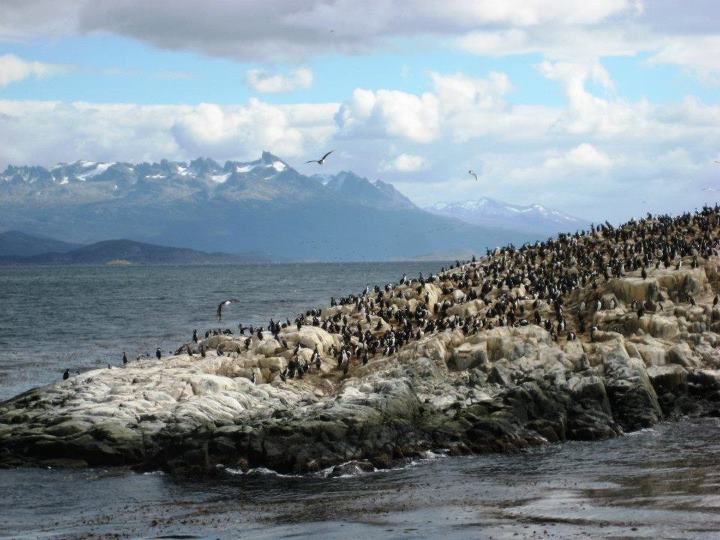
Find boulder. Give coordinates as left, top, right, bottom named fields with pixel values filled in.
left=448, top=342, right=487, bottom=371
left=666, top=342, right=699, bottom=369
left=602, top=345, right=662, bottom=430
left=608, top=277, right=658, bottom=304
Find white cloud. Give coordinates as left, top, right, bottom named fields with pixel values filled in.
left=457, top=27, right=645, bottom=62
left=336, top=71, right=556, bottom=144
left=0, top=99, right=337, bottom=166
left=0, top=54, right=68, bottom=87
left=536, top=60, right=646, bottom=136
left=544, top=143, right=613, bottom=169
left=649, top=36, right=720, bottom=82
left=381, top=153, right=429, bottom=172
left=335, top=88, right=440, bottom=143
left=245, top=67, right=313, bottom=93
left=455, top=6, right=720, bottom=80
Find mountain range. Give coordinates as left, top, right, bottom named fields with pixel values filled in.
left=424, top=199, right=588, bottom=237
left=0, top=232, right=264, bottom=265
left=0, top=153, right=578, bottom=261
left=0, top=230, right=81, bottom=257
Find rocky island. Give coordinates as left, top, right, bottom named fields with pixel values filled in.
left=1, top=207, right=719, bottom=475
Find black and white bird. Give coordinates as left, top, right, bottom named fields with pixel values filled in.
left=306, top=150, right=334, bottom=165
left=217, top=299, right=240, bottom=321
left=468, top=170, right=478, bottom=181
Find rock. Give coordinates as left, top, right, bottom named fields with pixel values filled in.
left=656, top=268, right=708, bottom=300
left=602, top=345, right=662, bottom=430
left=638, top=315, right=679, bottom=339
left=647, top=364, right=688, bottom=394
left=609, top=277, right=658, bottom=304
left=447, top=299, right=483, bottom=318
left=666, top=342, right=698, bottom=369
left=447, top=342, right=487, bottom=371
left=630, top=336, right=667, bottom=367
left=258, top=357, right=285, bottom=372
left=2, top=251, right=720, bottom=475
left=283, top=326, right=339, bottom=355
left=205, top=335, right=229, bottom=349
left=488, top=362, right=514, bottom=387
left=218, top=341, right=243, bottom=354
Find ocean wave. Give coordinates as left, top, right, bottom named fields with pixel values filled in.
left=222, top=466, right=304, bottom=479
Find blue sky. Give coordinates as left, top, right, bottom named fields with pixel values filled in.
left=2, top=35, right=718, bottom=106
left=1, top=0, right=719, bottom=222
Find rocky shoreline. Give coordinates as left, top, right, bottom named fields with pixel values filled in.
left=1, top=209, right=719, bottom=475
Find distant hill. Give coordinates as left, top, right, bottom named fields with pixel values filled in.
left=0, top=230, right=82, bottom=257
left=0, top=239, right=268, bottom=266
left=424, top=198, right=589, bottom=237
left=0, top=152, right=534, bottom=261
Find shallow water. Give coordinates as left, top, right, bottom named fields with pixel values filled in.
left=2, top=420, right=719, bottom=539
left=1, top=264, right=719, bottom=539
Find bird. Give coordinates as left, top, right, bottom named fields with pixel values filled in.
left=217, top=299, right=240, bottom=321
left=306, top=150, right=333, bottom=165
left=468, top=170, right=478, bottom=181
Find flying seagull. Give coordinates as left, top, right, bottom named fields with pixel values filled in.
left=217, top=299, right=240, bottom=321
left=306, top=150, right=334, bottom=165
left=468, top=170, right=478, bottom=181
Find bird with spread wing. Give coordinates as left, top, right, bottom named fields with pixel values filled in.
left=217, top=299, right=240, bottom=322
left=306, top=150, right=334, bottom=165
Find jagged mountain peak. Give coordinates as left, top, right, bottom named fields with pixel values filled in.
left=324, top=170, right=416, bottom=211
left=0, top=153, right=417, bottom=211
left=226, top=152, right=289, bottom=176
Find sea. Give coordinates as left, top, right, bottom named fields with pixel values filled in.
left=1, top=263, right=719, bottom=539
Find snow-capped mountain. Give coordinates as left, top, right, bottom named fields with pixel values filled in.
left=0, top=152, right=332, bottom=205
left=0, top=154, right=537, bottom=261
left=425, top=198, right=589, bottom=235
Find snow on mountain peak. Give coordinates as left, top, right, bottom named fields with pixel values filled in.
left=424, top=198, right=587, bottom=234
left=76, top=162, right=114, bottom=181
left=210, top=173, right=231, bottom=184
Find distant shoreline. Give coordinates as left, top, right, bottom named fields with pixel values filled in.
left=0, top=259, right=452, bottom=267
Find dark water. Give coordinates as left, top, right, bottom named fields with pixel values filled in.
left=1, top=264, right=720, bottom=539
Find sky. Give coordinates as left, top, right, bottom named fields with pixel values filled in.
left=0, top=0, right=719, bottom=222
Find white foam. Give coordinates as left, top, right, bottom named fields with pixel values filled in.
left=224, top=466, right=304, bottom=478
